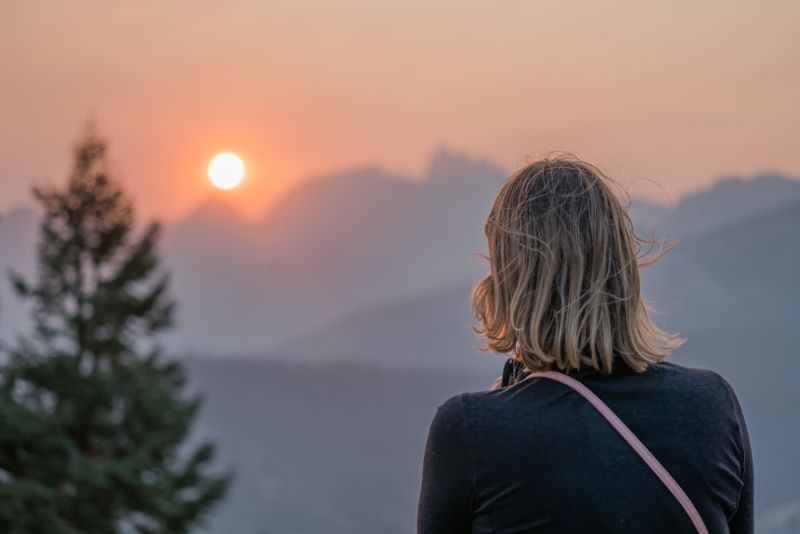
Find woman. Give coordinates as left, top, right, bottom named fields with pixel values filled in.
left=417, top=156, right=753, bottom=533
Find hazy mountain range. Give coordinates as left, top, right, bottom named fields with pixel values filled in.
left=0, top=147, right=507, bottom=353
left=1, top=147, right=799, bottom=533
left=3, top=147, right=798, bottom=357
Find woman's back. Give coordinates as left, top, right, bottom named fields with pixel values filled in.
left=418, top=156, right=754, bottom=533
left=417, top=361, right=753, bottom=533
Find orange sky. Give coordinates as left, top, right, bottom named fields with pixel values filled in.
left=1, top=1, right=798, bottom=220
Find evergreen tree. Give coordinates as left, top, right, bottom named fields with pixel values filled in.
left=0, top=125, right=230, bottom=533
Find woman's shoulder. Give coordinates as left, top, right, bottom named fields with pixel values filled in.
left=647, top=360, right=741, bottom=403
left=447, top=360, right=742, bottom=419
left=427, top=360, right=749, bottom=469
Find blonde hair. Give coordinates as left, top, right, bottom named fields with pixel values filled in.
left=471, top=154, right=684, bottom=375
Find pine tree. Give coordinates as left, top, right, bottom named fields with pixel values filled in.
left=0, top=125, right=230, bottom=533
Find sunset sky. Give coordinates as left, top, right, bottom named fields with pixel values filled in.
left=1, top=0, right=798, bottom=220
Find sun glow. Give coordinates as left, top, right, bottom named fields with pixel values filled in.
left=208, top=152, right=245, bottom=190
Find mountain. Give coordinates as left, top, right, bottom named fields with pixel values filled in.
left=155, top=162, right=800, bottom=354
left=162, top=198, right=281, bottom=353
left=661, top=173, right=800, bottom=238
left=164, top=147, right=507, bottom=353
left=277, top=282, right=500, bottom=374
left=3, top=154, right=800, bottom=533
left=643, top=198, right=800, bottom=331
left=2, top=151, right=798, bottom=356
left=278, top=185, right=800, bottom=372
left=0, top=146, right=507, bottom=352
left=269, top=196, right=800, bottom=525
left=187, top=358, right=491, bottom=534
left=761, top=499, right=800, bottom=534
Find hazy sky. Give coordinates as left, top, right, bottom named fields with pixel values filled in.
left=2, top=0, right=798, bottom=220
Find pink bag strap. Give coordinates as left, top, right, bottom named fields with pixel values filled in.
left=529, top=371, right=709, bottom=534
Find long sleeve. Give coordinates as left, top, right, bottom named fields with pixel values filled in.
left=417, top=394, right=474, bottom=534
left=722, top=378, right=754, bottom=534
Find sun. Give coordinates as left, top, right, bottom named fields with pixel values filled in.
left=208, top=152, right=245, bottom=190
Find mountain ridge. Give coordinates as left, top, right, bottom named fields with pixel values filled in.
left=2, top=148, right=799, bottom=353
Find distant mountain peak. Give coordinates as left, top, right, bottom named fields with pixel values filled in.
left=180, top=197, right=247, bottom=226
left=703, top=172, right=799, bottom=194
left=660, top=172, right=800, bottom=238
left=425, top=145, right=506, bottom=183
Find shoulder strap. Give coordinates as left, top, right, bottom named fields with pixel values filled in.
left=530, top=371, right=709, bottom=534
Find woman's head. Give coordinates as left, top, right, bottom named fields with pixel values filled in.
left=471, top=154, right=683, bottom=375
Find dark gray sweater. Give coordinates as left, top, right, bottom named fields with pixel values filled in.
left=417, top=360, right=753, bottom=533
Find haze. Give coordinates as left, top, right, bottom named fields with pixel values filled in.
left=2, top=0, right=799, bottom=219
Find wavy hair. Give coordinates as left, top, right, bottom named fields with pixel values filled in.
left=471, top=154, right=684, bottom=375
